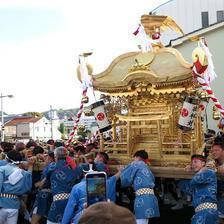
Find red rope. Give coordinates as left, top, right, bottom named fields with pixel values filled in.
left=65, top=87, right=88, bottom=147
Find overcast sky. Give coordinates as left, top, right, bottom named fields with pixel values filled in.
left=0, top=0, right=168, bottom=114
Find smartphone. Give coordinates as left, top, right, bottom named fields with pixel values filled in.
left=86, top=171, right=107, bottom=206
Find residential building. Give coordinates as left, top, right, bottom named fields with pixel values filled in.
left=170, top=21, right=224, bottom=131
left=151, top=0, right=224, bottom=44
left=5, top=116, right=61, bottom=141
left=150, top=0, right=224, bottom=132
left=63, top=116, right=98, bottom=137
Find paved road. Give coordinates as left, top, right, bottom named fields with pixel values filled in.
left=149, top=205, right=194, bottom=224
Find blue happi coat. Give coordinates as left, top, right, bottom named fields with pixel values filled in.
left=179, top=168, right=218, bottom=224
left=61, top=175, right=117, bottom=224
left=0, top=163, right=32, bottom=209
left=215, top=163, right=224, bottom=218
left=120, top=160, right=160, bottom=219
left=32, top=162, right=54, bottom=217
left=46, top=159, right=78, bottom=223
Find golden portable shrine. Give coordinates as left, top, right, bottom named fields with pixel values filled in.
left=78, top=15, right=220, bottom=178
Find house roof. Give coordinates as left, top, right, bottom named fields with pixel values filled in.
left=5, top=117, right=41, bottom=126
left=170, top=21, right=224, bottom=47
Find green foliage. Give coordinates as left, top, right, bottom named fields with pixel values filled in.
left=23, top=112, right=43, bottom=117
left=61, top=133, right=66, bottom=140
left=58, top=123, right=65, bottom=134
left=77, top=127, right=91, bottom=139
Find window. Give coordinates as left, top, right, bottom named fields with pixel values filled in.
left=201, top=12, right=209, bottom=28
left=21, top=132, right=29, bottom=136
left=217, top=10, right=224, bottom=22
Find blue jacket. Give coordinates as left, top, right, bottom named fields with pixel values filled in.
left=179, top=168, right=217, bottom=208
left=179, top=168, right=218, bottom=224
left=0, top=163, right=32, bottom=209
left=0, top=160, right=8, bottom=166
left=120, top=161, right=160, bottom=219
left=46, top=159, right=79, bottom=223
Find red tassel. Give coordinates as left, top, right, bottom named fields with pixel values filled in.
left=199, top=104, right=205, bottom=111
left=152, top=32, right=160, bottom=40
left=133, top=25, right=140, bottom=36
left=194, top=59, right=208, bottom=75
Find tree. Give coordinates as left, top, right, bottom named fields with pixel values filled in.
left=58, top=123, right=66, bottom=140
left=77, top=126, right=91, bottom=140
left=58, top=123, right=65, bottom=134
left=23, top=112, right=43, bottom=117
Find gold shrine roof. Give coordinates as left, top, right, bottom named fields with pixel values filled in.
left=92, top=47, right=192, bottom=92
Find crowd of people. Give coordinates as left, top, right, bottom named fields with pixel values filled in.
left=0, top=131, right=224, bottom=224
left=0, top=138, right=160, bottom=224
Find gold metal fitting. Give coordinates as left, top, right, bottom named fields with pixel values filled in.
left=79, top=51, right=93, bottom=57
left=81, top=96, right=89, bottom=104
left=200, top=91, right=209, bottom=99
left=84, top=108, right=94, bottom=116
left=78, top=125, right=85, bottom=131
left=213, top=106, right=221, bottom=120
left=198, top=90, right=210, bottom=103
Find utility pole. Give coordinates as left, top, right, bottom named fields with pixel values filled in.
left=1, top=94, right=3, bottom=142
left=50, top=105, right=53, bottom=139
left=0, top=94, right=13, bottom=142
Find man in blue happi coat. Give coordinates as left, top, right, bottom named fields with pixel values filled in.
left=208, top=135, right=224, bottom=223
left=120, top=149, right=160, bottom=224
left=31, top=150, right=55, bottom=224
left=61, top=162, right=121, bottom=224
left=46, top=147, right=79, bottom=224
left=179, top=154, right=218, bottom=224
left=0, top=150, right=32, bottom=224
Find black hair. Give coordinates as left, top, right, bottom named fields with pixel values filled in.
left=212, top=135, right=224, bottom=150
left=74, top=145, right=86, bottom=154
left=1, top=142, right=13, bottom=152
left=54, top=141, right=64, bottom=148
left=47, top=139, right=55, bottom=145
left=26, top=139, right=37, bottom=149
left=0, top=141, right=14, bottom=153
left=207, top=129, right=216, bottom=136
left=86, top=143, right=97, bottom=150
left=15, top=142, right=26, bottom=152
left=68, top=150, right=75, bottom=157
left=46, top=150, right=54, bottom=161
left=217, top=131, right=224, bottom=138
left=6, top=150, right=23, bottom=163
left=133, top=150, right=148, bottom=160
left=98, top=152, right=109, bottom=163
left=191, top=154, right=206, bottom=161
left=33, top=146, right=44, bottom=155
left=77, top=137, right=86, bottom=143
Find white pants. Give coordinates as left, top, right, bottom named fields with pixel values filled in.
left=136, top=219, right=149, bottom=224
left=0, top=208, right=19, bottom=224
left=47, top=220, right=60, bottom=224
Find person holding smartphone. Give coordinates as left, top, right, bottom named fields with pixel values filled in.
left=120, top=149, right=160, bottom=224
left=61, top=163, right=122, bottom=224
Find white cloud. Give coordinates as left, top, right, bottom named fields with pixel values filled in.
left=0, top=0, right=168, bottom=114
